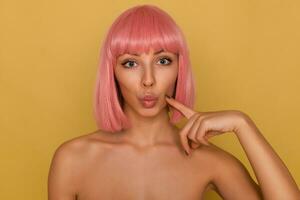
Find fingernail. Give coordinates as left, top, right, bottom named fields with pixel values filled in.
left=165, top=94, right=171, bottom=98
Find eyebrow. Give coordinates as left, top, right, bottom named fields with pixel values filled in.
left=129, top=49, right=164, bottom=56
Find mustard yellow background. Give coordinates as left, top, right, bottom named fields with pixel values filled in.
left=1, top=0, right=299, bottom=199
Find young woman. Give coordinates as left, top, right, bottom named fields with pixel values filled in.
left=48, top=4, right=300, bottom=200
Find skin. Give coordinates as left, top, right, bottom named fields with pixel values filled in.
left=165, top=98, right=300, bottom=199
left=48, top=48, right=300, bottom=200
left=112, top=47, right=180, bottom=148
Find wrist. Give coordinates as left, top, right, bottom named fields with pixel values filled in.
left=233, top=111, right=254, bottom=137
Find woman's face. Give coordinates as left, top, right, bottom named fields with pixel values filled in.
left=114, top=48, right=178, bottom=116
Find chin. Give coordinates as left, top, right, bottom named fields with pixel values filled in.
left=138, top=103, right=167, bottom=117
left=138, top=107, right=159, bottom=116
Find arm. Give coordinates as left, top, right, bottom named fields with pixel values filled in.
left=48, top=142, right=78, bottom=200
left=233, top=112, right=300, bottom=199
left=205, top=144, right=263, bottom=199
left=164, top=97, right=299, bottom=199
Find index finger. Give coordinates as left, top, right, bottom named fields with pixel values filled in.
left=165, top=95, right=196, bottom=119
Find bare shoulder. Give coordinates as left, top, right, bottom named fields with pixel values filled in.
left=48, top=130, right=102, bottom=175
left=50, top=129, right=116, bottom=162
left=48, top=129, right=109, bottom=199
left=51, top=130, right=99, bottom=156
left=193, top=143, right=262, bottom=199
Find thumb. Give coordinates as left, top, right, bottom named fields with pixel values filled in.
left=205, top=131, right=220, bottom=139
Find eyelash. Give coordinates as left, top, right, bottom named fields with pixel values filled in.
left=121, top=57, right=173, bottom=69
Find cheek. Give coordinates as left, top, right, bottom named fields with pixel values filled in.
left=164, top=74, right=178, bottom=97
left=114, top=71, right=139, bottom=99
left=115, top=70, right=137, bottom=89
left=166, top=80, right=177, bottom=97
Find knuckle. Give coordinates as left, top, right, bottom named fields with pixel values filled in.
left=198, top=114, right=205, bottom=120
left=193, top=113, right=201, bottom=119
left=196, top=130, right=205, bottom=141
left=201, top=118, right=209, bottom=126
left=196, top=135, right=202, bottom=143
left=195, top=115, right=203, bottom=122
left=189, top=136, right=198, bottom=143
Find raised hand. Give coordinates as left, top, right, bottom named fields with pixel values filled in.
left=165, top=95, right=246, bottom=155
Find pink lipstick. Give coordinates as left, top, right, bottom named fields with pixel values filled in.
left=139, top=95, right=158, bottom=108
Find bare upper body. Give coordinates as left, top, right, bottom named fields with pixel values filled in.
left=48, top=128, right=262, bottom=200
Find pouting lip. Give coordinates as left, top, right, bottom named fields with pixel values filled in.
left=139, top=94, right=158, bottom=101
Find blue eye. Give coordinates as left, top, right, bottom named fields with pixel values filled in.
left=121, top=57, right=172, bottom=69
left=121, top=60, right=137, bottom=68
left=158, top=57, right=172, bottom=65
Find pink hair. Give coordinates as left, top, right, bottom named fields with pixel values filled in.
left=93, top=4, right=196, bottom=133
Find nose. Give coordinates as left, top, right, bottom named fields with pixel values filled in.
left=142, top=67, right=155, bottom=87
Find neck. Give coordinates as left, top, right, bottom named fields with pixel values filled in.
left=120, top=104, right=179, bottom=147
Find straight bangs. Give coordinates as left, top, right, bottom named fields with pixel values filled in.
left=110, top=5, right=181, bottom=59
left=93, top=4, right=196, bottom=132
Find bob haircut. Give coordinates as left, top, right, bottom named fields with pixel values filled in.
left=93, top=4, right=196, bottom=133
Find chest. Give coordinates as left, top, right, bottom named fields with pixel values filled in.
left=76, top=149, right=211, bottom=200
